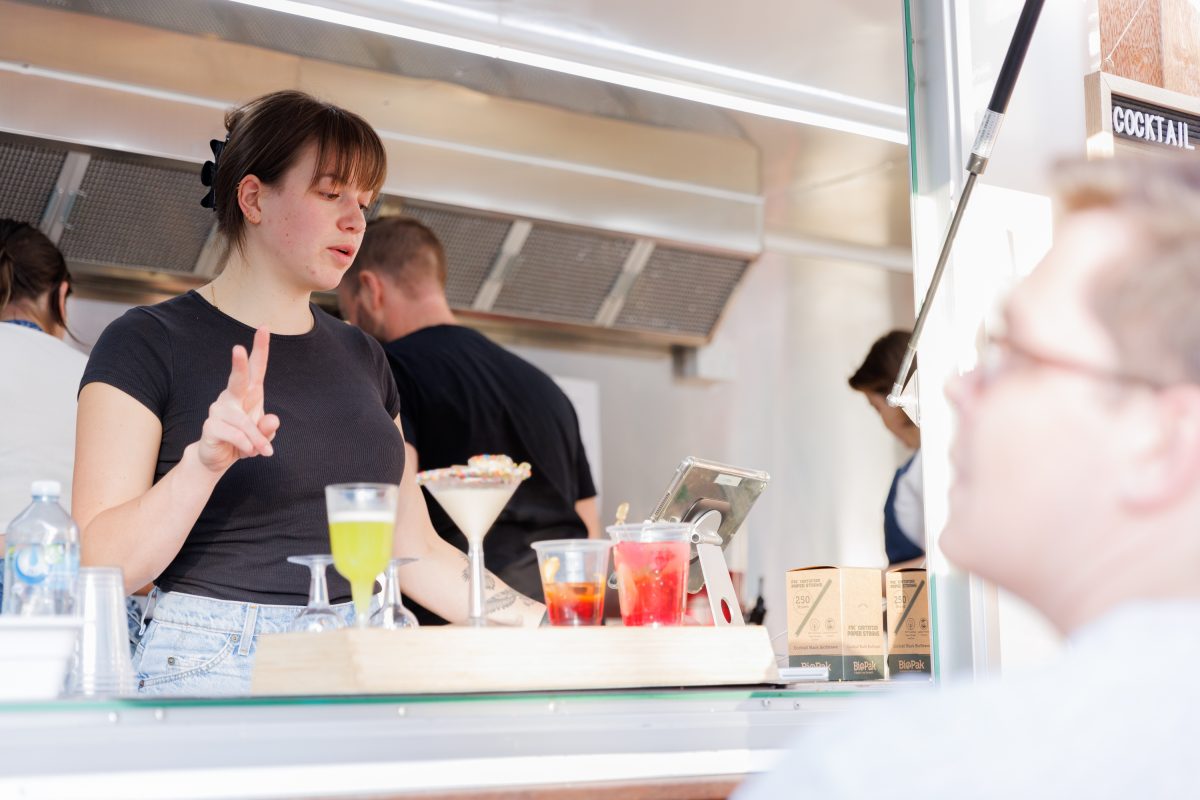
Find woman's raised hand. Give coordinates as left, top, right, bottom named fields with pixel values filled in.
left=197, top=327, right=281, bottom=473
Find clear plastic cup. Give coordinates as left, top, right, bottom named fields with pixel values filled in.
left=531, top=539, right=613, bottom=626
left=67, top=567, right=136, bottom=697
left=607, top=523, right=692, bottom=627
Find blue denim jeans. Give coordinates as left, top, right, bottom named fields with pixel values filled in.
left=132, top=591, right=356, bottom=697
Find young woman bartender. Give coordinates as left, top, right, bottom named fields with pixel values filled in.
left=73, top=90, right=544, bottom=696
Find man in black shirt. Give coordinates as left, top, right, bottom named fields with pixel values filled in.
left=336, top=217, right=600, bottom=623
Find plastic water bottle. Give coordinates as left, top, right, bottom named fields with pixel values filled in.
left=2, top=481, right=80, bottom=616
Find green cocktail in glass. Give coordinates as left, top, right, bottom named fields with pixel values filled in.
left=325, top=483, right=398, bottom=629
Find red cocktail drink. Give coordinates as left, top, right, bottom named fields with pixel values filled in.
left=608, top=523, right=692, bottom=627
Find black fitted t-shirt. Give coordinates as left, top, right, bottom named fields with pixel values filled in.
left=81, top=291, right=403, bottom=605
left=386, top=326, right=596, bottom=581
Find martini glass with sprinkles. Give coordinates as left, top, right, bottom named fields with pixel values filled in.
left=416, top=455, right=531, bottom=627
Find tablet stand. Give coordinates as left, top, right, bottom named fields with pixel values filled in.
left=691, top=528, right=745, bottom=627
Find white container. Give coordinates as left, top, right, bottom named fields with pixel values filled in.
left=0, top=616, right=83, bottom=701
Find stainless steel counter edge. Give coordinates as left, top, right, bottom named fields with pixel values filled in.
left=0, top=685, right=913, bottom=798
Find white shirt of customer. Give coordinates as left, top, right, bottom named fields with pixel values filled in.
left=0, top=323, right=86, bottom=529
left=736, top=601, right=1198, bottom=799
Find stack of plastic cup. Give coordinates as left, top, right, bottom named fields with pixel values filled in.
left=67, top=567, right=136, bottom=697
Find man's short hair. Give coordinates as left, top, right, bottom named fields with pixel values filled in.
left=849, top=330, right=912, bottom=395
left=1056, top=157, right=1200, bottom=385
left=350, top=216, right=448, bottom=296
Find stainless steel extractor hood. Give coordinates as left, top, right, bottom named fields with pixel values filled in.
left=0, top=0, right=764, bottom=345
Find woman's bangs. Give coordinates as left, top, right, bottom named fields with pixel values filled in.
left=312, top=113, right=388, bottom=199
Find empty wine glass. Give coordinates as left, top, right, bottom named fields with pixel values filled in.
left=287, top=554, right=345, bottom=633
left=370, top=558, right=420, bottom=630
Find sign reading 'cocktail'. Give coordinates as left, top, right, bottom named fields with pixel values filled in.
left=1111, top=95, right=1198, bottom=154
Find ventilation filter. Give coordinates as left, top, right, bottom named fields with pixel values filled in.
left=58, top=156, right=214, bottom=273
left=615, top=248, right=749, bottom=336
left=493, top=226, right=633, bottom=323
left=398, top=204, right=511, bottom=309
left=0, top=140, right=66, bottom=226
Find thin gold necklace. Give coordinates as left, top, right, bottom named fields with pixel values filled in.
left=208, top=282, right=218, bottom=311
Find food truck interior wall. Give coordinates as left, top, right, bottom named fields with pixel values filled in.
left=32, top=0, right=1199, bottom=687
left=6, top=0, right=920, bottom=655
left=65, top=232, right=916, bottom=653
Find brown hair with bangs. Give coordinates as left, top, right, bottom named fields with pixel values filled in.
left=212, top=90, right=387, bottom=250
left=1053, top=156, right=1200, bottom=385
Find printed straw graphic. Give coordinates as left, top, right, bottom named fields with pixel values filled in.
left=893, top=579, right=926, bottom=635
left=793, top=579, right=832, bottom=637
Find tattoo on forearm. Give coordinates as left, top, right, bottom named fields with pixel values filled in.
left=486, top=588, right=517, bottom=613
left=456, top=552, right=498, bottom=591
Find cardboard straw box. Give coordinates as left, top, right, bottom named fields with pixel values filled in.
left=886, top=568, right=931, bottom=677
left=786, top=566, right=884, bottom=680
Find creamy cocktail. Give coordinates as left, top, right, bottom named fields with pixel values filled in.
left=417, top=456, right=531, bottom=627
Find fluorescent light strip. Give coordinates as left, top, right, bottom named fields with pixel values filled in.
left=226, top=0, right=500, bottom=56
left=0, top=59, right=760, bottom=202
left=374, top=0, right=904, bottom=117
left=375, top=127, right=765, bottom=205
left=504, top=18, right=906, bottom=118
left=0, top=61, right=231, bottom=111
left=225, top=0, right=908, bottom=143
left=501, top=49, right=907, bottom=143
left=368, top=0, right=494, bottom=23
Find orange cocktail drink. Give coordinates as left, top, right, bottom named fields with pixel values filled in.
left=531, top=539, right=613, bottom=626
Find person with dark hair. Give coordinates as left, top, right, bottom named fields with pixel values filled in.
left=336, top=216, right=599, bottom=620
left=74, top=91, right=544, bottom=696
left=848, top=329, right=924, bottom=566
left=0, top=220, right=85, bottom=529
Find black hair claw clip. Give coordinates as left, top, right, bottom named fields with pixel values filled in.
left=199, top=136, right=227, bottom=210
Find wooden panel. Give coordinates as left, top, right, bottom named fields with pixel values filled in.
left=1161, top=0, right=1200, bottom=96
left=1098, top=0, right=1164, bottom=86
left=252, top=626, right=780, bottom=696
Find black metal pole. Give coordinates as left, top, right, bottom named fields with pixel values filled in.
left=888, top=0, right=1046, bottom=408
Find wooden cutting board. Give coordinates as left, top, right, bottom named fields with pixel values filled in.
left=251, top=626, right=780, bottom=696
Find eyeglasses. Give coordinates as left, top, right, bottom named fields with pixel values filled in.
left=974, top=333, right=1168, bottom=392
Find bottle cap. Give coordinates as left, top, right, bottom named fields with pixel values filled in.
left=31, top=480, right=62, bottom=498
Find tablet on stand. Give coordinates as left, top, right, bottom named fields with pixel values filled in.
left=648, top=458, right=769, bottom=627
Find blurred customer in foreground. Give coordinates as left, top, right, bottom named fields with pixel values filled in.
left=739, top=157, right=1200, bottom=798
left=849, top=329, right=924, bottom=566
left=337, top=217, right=599, bottom=620
left=0, top=220, right=85, bottom=532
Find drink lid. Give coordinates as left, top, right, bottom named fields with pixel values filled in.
left=31, top=480, right=61, bottom=498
